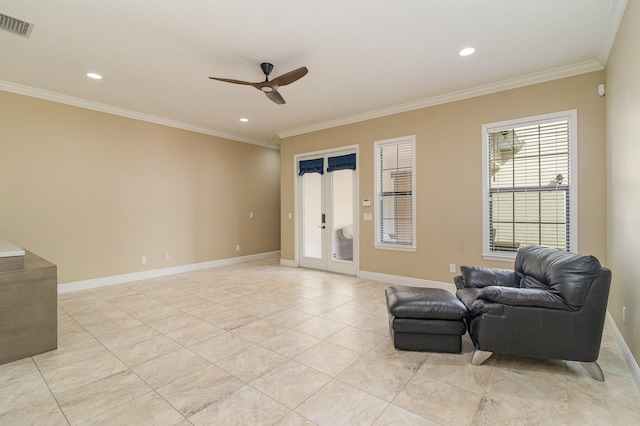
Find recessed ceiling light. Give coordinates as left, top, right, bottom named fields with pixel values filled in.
left=459, top=47, right=476, bottom=57
left=240, top=118, right=249, bottom=122
left=86, top=72, right=102, bottom=80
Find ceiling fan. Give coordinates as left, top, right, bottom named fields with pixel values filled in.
left=209, top=62, right=308, bottom=105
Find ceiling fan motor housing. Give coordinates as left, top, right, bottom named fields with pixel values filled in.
left=260, top=62, right=274, bottom=77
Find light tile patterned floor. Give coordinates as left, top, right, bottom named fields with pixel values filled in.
left=1, top=259, right=639, bottom=425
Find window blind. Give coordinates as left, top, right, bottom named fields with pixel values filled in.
left=377, top=139, right=414, bottom=246
left=327, top=153, right=356, bottom=172
left=488, top=120, right=570, bottom=252
left=298, top=158, right=324, bottom=176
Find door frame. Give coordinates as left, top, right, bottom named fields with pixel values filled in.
left=293, top=145, right=359, bottom=275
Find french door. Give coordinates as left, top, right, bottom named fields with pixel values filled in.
left=297, top=148, right=358, bottom=275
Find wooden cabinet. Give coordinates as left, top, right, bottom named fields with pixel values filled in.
left=0, top=250, right=57, bottom=365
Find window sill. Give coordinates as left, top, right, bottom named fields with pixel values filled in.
left=482, top=252, right=516, bottom=262
left=375, top=244, right=416, bottom=252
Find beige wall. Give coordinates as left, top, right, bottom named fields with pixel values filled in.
left=606, top=0, right=640, bottom=365
left=0, top=91, right=281, bottom=284
left=281, top=71, right=606, bottom=283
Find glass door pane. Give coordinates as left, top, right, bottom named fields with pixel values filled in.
left=302, top=172, right=322, bottom=259
left=331, top=169, right=353, bottom=262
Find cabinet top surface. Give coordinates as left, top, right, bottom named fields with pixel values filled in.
left=0, top=240, right=26, bottom=258
left=0, top=251, right=55, bottom=279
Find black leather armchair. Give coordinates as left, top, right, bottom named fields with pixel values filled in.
left=455, top=245, right=611, bottom=380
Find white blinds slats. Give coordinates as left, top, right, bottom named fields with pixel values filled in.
left=377, top=140, right=414, bottom=246
left=488, top=120, right=570, bottom=252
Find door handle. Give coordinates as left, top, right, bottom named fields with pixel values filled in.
left=318, top=225, right=326, bottom=229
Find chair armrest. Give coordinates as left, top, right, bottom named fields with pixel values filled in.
left=479, top=286, right=568, bottom=310
left=458, top=266, right=520, bottom=289
left=457, top=288, right=505, bottom=316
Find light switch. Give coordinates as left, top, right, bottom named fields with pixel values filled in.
left=363, top=213, right=373, bottom=221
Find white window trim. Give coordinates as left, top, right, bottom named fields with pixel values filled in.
left=374, top=135, right=417, bottom=252
left=481, top=110, right=578, bottom=261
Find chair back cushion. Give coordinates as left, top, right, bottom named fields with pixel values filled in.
left=515, top=245, right=603, bottom=310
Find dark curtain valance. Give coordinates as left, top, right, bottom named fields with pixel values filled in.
left=299, top=158, right=324, bottom=175
left=327, top=153, right=356, bottom=172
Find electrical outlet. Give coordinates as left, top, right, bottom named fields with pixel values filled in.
left=249, top=212, right=254, bottom=219
left=141, top=256, right=147, bottom=264
left=236, top=245, right=240, bottom=251
left=623, top=306, right=627, bottom=323
left=449, top=264, right=456, bottom=273
left=164, top=254, right=170, bottom=261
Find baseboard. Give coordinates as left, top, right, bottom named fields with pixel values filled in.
left=359, top=270, right=456, bottom=294
left=58, top=251, right=281, bottom=294
left=276, top=263, right=455, bottom=293
left=605, top=311, right=640, bottom=391
left=279, top=259, right=297, bottom=268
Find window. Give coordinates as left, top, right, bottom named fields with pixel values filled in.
left=482, top=110, right=577, bottom=259
left=374, top=136, right=416, bottom=250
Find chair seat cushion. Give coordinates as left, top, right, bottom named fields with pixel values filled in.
left=385, top=286, right=468, bottom=320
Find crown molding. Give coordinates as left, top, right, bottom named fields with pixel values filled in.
left=1, top=56, right=609, bottom=148
left=596, top=0, right=628, bottom=66
left=0, top=80, right=280, bottom=151
left=278, top=59, right=604, bottom=139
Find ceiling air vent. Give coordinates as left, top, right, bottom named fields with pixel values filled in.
left=0, top=13, right=34, bottom=38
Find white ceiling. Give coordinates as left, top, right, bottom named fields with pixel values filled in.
left=0, top=1, right=626, bottom=148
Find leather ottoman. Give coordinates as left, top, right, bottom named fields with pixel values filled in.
left=385, top=286, right=468, bottom=353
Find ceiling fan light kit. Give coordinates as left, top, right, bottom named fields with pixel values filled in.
left=209, top=62, right=308, bottom=105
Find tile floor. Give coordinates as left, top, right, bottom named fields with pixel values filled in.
left=1, top=259, right=639, bottom=425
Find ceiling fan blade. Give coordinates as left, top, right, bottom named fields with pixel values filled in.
left=266, top=90, right=285, bottom=105
left=210, top=64, right=306, bottom=105
left=208, top=77, right=257, bottom=86
left=270, top=66, right=308, bottom=87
